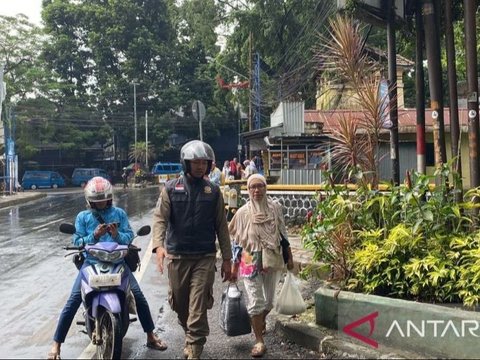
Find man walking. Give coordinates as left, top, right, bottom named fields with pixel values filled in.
left=151, top=140, right=232, bottom=359
left=122, top=167, right=128, bottom=189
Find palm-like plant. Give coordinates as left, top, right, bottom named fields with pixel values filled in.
left=315, top=14, right=394, bottom=187
left=128, top=141, right=156, bottom=166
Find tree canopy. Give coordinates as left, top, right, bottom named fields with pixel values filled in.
left=1, top=0, right=478, bottom=169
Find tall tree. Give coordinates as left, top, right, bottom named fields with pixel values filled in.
left=219, top=0, right=336, bottom=124
left=0, top=14, right=66, bottom=158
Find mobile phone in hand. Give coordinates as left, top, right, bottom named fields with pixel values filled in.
left=107, top=223, right=120, bottom=234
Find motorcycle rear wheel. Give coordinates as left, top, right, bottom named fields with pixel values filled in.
left=96, top=311, right=122, bottom=359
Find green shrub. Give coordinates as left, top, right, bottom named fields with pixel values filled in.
left=302, top=166, right=480, bottom=307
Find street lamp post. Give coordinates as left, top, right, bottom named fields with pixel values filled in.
left=132, top=80, right=139, bottom=168
left=145, top=110, right=149, bottom=170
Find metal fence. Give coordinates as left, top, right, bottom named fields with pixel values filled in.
left=275, top=169, right=324, bottom=185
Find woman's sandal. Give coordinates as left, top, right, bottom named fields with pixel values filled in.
left=47, top=351, right=61, bottom=360
left=146, top=338, right=168, bottom=351
left=251, top=342, right=266, bottom=358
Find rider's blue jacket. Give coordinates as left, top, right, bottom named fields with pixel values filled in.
left=73, top=206, right=134, bottom=263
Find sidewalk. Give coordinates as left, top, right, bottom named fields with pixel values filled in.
left=0, top=191, right=46, bottom=209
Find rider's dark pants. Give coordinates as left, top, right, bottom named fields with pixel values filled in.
left=53, top=265, right=155, bottom=343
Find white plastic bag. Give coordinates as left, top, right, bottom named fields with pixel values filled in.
left=275, top=272, right=307, bottom=315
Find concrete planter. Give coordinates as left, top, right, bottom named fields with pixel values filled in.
left=315, top=286, right=480, bottom=358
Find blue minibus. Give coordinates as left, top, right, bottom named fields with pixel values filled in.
left=151, top=162, right=183, bottom=183
left=22, top=170, right=66, bottom=190
left=71, top=168, right=110, bottom=187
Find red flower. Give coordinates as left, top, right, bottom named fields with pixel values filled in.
left=306, top=210, right=313, bottom=222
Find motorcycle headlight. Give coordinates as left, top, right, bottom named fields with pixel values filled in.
left=88, top=249, right=128, bottom=263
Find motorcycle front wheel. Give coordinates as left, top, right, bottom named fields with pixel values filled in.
left=96, top=311, right=123, bottom=359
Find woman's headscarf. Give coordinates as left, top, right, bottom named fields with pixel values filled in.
left=229, top=174, right=282, bottom=252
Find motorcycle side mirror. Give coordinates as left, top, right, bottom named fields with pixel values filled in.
left=137, top=225, right=151, bottom=237
left=59, top=223, right=76, bottom=234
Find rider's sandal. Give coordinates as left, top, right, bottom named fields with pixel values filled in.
left=146, top=338, right=168, bottom=351
left=47, top=351, right=61, bottom=360
left=251, top=342, right=266, bottom=358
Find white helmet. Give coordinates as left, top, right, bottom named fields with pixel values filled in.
left=84, top=176, right=113, bottom=203
left=180, top=140, right=215, bottom=176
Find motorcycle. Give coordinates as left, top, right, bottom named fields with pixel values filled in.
left=60, top=223, right=150, bottom=359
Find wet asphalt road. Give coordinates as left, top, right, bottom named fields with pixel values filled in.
left=0, top=186, right=318, bottom=359
left=0, top=186, right=161, bottom=359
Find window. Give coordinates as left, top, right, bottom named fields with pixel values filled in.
left=288, top=151, right=306, bottom=169
left=307, top=151, right=322, bottom=169
left=270, top=151, right=282, bottom=169
left=30, top=173, right=50, bottom=180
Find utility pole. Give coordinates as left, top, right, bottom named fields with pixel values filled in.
left=445, top=0, right=462, bottom=201
left=387, top=0, right=400, bottom=185
left=415, top=1, right=426, bottom=175
left=145, top=110, right=149, bottom=170
left=464, top=0, right=480, bottom=189
left=197, top=100, right=203, bottom=141
left=248, top=32, right=253, bottom=132
left=253, top=52, right=261, bottom=131
left=237, top=106, right=242, bottom=161
left=423, top=0, right=447, bottom=171
left=132, top=80, right=139, bottom=168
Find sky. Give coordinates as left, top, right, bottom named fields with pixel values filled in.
left=0, top=0, right=43, bottom=26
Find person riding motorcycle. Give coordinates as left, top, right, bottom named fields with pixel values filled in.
left=47, top=177, right=167, bottom=360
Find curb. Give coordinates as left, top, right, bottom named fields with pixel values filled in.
left=0, top=192, right=47, bottom=209
left=274, top=315, right=428, bottom=359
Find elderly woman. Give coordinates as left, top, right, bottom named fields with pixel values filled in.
left=228, top=174, right=293, bottom=358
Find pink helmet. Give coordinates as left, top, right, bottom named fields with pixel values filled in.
left=84, top=176, right=113, bottom=203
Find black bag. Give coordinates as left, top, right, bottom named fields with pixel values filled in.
left=125, top=244, right=141, bottom=272
left=219, top=283, right=251, bottom=337
left=280, top=233, right=290, bottom=264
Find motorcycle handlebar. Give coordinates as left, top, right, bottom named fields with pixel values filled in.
left=64, top=246, right=83, bottom=251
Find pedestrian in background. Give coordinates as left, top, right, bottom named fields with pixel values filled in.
left=222, top=160, right=231, bottom=181
left=229, top=157, right=239, bottom=179
left=208, top=160, right=222, bottom=186
left=237, top=160, right=245, bottom=180
left=244, top=159, right=258, bottom=178
left=228, top=174, right=293, bottom=358
left=122, top=167, right=128, bottom=189
left=252, top=155, right=262, bottom=173
left=151, top=140, right=232, bottom=359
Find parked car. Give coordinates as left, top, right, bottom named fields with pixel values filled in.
left=21, top=170, right=66, bottom=190
left=151, top=162, right=183, bottom=183
left=71, top=168, right=110, bottom=187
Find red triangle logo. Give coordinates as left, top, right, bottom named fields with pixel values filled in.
left=342, top=311, right=379, bottom=348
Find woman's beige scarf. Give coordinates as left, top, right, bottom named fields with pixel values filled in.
left=228, top=174, right=281, bottom=253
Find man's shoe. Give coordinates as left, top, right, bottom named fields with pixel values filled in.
left=183, top=344, right=203, bottom=359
